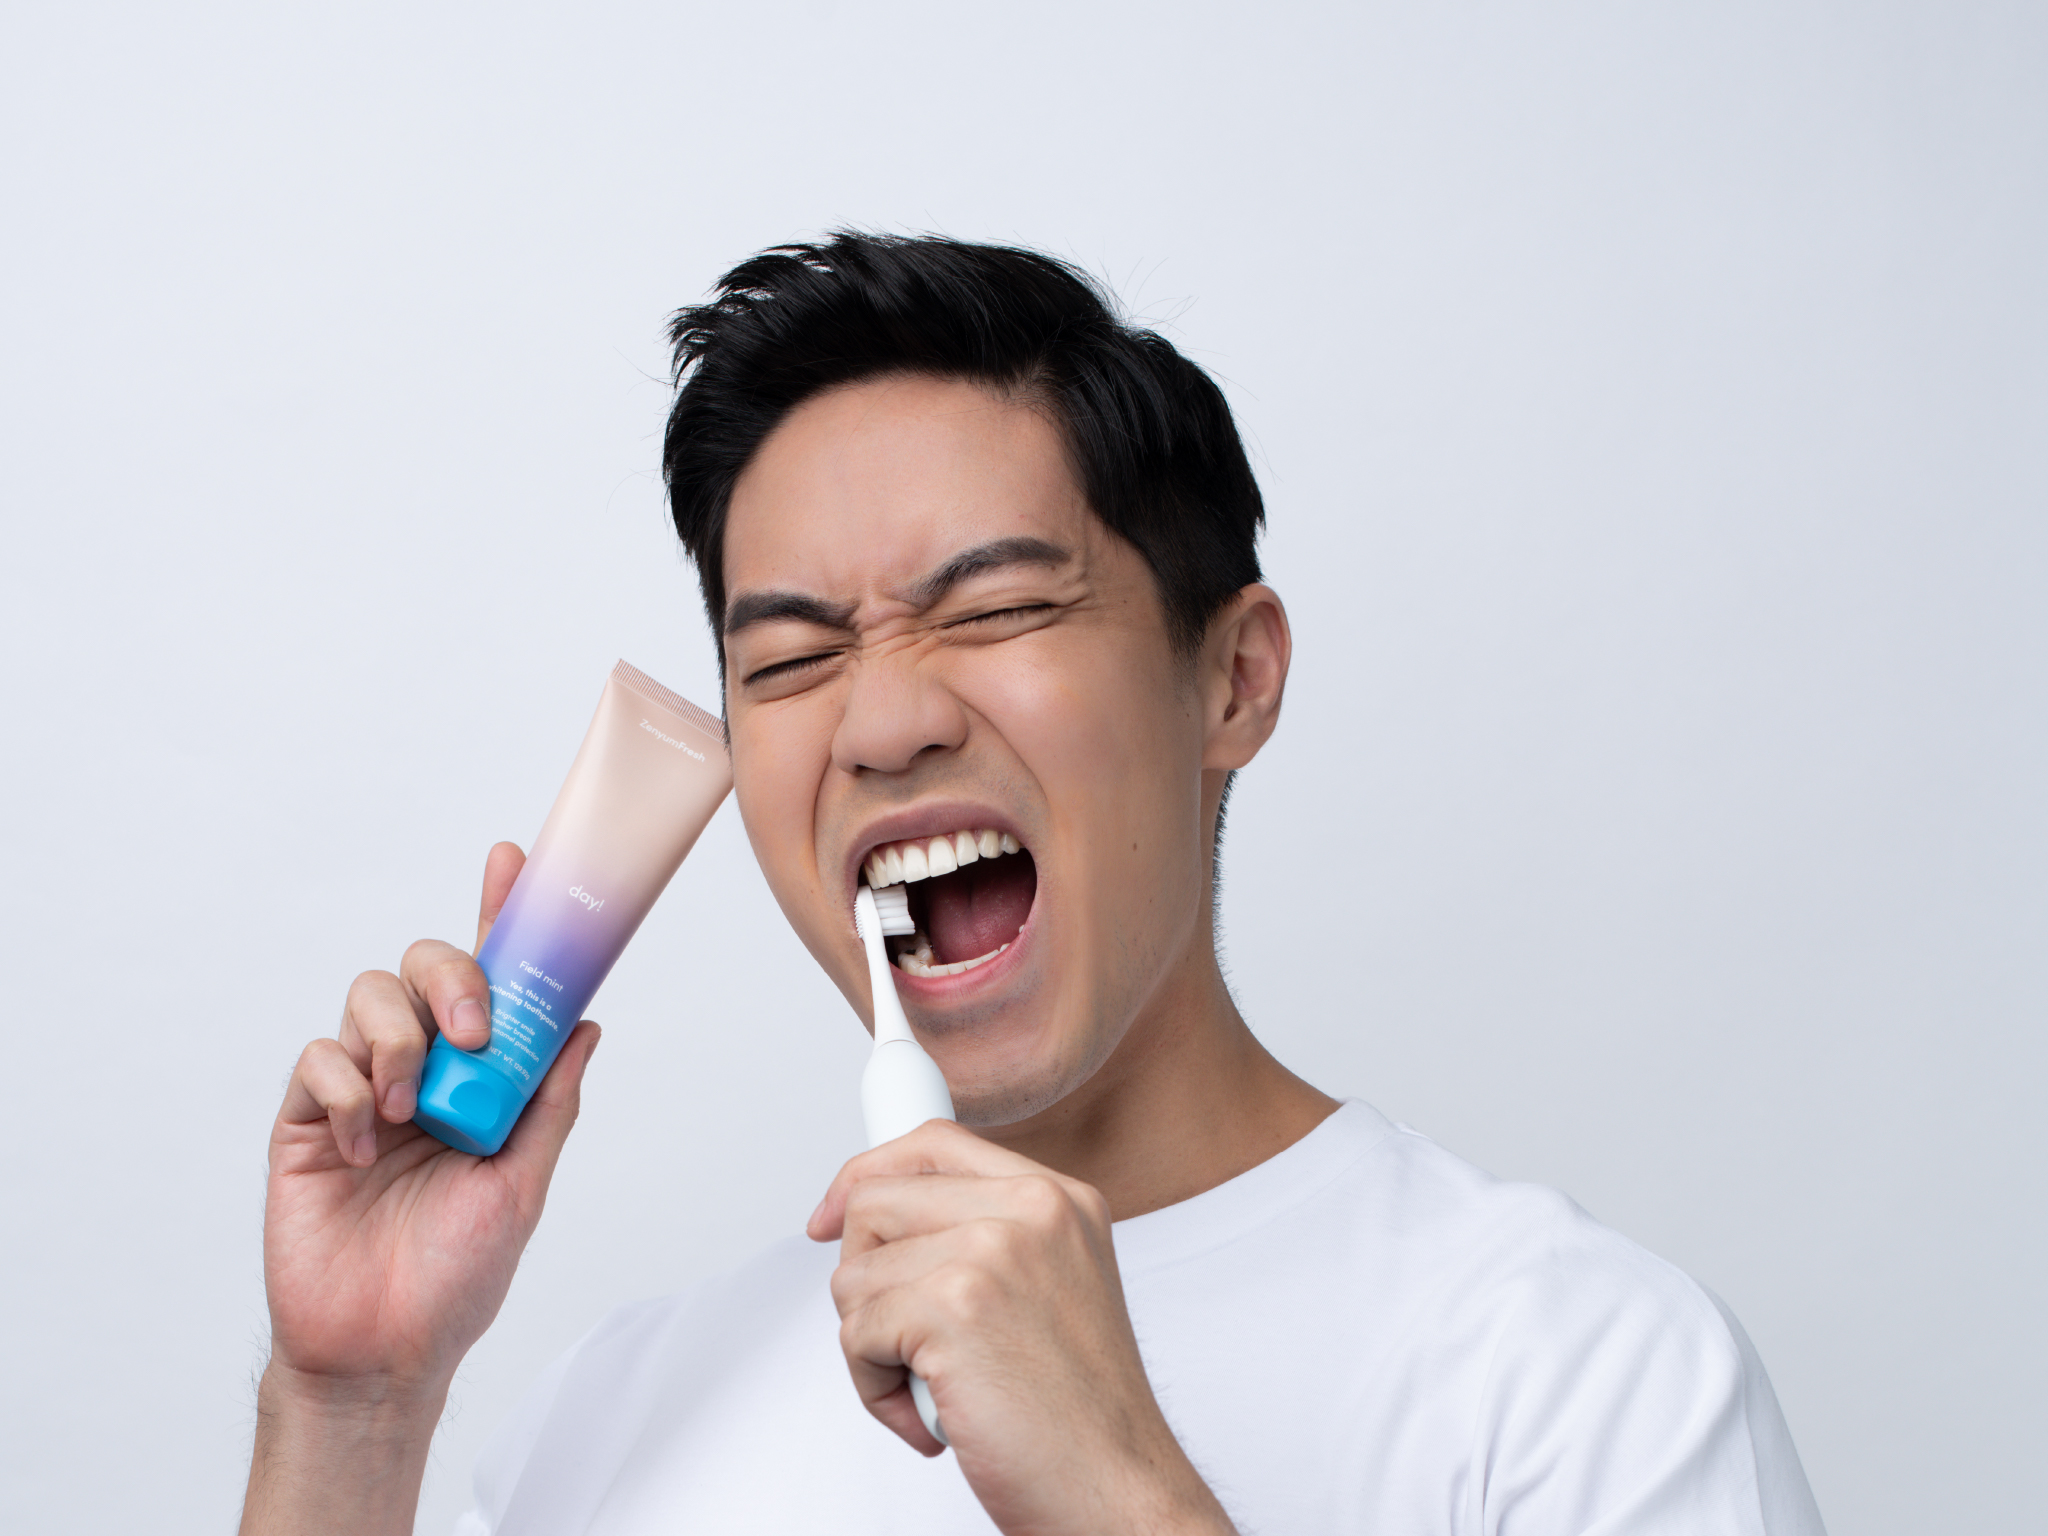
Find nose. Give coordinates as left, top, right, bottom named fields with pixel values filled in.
left=831, top=644, right=968, bottom=775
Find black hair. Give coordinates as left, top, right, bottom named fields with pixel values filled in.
left=661, top=232, right=1264, bottom=660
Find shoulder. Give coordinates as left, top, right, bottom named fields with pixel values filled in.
left=1354, top=1122, right=1825, bottom=1533
left=1310, top=1111, right=1728, bottom=1328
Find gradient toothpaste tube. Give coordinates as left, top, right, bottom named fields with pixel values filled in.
left=412, top=660, right=731, bottom=1155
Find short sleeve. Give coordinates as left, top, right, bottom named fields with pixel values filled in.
left=1471, top=1231, right=1825, bottom=1536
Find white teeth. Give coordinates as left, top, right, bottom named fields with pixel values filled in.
left=864, top=828, right=1023, bottom=891
left=897, top=942, right=1010, bottom=978
left=859, top=828, right=1028, bottom=978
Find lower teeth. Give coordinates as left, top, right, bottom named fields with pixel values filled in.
left=896, top=938, right=1010, bottom=978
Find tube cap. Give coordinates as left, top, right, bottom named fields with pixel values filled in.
left=413, top=1042, right=527, bottom=1157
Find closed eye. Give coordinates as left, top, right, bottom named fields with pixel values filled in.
left=743, top=650, right=843, bottom=686
left=943, top=603, right=1055, bottom=629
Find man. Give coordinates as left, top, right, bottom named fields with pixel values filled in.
left=242, top=234, right=1825, bottom=1534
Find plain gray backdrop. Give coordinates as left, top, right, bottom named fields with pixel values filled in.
left=2, top=3, right=2041, bottom=1532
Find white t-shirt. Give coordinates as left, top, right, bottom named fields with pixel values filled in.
left=456, top=1101, right=1825, bottom=1534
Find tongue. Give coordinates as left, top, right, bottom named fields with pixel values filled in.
left=924, top=851, right=1036, bottom=964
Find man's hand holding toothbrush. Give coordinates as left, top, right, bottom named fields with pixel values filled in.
left=809, top=1122, right=1239, bottom=1536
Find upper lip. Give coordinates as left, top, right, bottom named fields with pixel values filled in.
left=841, top=802, right=1030, bottom=910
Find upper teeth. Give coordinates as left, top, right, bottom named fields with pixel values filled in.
left=865, top=828, right=1022, bottom=889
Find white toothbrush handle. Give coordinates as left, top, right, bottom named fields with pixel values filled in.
left=862, top=1038, right=956, bottom=1445
left=910, top=1373, right=944, bottom=1443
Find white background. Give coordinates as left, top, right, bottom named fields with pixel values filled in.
left=2, top=3, right=2041, bottom=1532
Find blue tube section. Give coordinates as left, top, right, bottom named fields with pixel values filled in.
left=413, top=871, right=629, bottom=1156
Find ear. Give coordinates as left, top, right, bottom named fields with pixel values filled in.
left=1199, top=583, right=1291, bottom=772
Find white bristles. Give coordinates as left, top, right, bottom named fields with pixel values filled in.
left=865, top=883, right=916, bottom=937
left=853, top=885, right=917, bottom=1048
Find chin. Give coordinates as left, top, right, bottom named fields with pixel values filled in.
left=937, top=1009, right=1126, bottom=1132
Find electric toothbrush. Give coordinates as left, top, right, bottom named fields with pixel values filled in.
left=852, top=882, right=956, bottom=1445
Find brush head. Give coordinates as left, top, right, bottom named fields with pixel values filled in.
left=856, top=882, right=916, bottom=940
left=854, top=883, right=921, bottom=1049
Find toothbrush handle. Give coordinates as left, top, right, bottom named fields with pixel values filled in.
left=861, top=1038, right=956, bottom=1445
left=910, top=1372, right=946, bottom=1445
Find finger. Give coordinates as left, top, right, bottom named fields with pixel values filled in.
left=280, top=1037, right=381, bottom=1167
left=836, top=1171, right=1104, bottom=1261
left=808, top=1121, right=1040, bottom=1241
left=837, top=1290, right=949, bottom=1457
left=858, top=1376, right=948, bottom=1458
left=493, top=1019, right=600, bottom=1198
left=399, top=938, right=493, bottom=1052
left=338, top=969, right=437, bottom=1123
left=829, top=1224, right=964, bottom=1319
left=475, top=841, right=526, bottom=953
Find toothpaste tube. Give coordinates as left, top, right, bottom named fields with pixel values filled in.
left=412, top=660, right=730, bottom=1155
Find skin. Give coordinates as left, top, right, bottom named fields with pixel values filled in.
left=243, top=374, right=1335, bottom=1536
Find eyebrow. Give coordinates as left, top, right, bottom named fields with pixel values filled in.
left=909, top=535, right=1072, bottom=608
left=723, top=536, right=1074, bottom=637
left=722, top=590, right=857, bottom=636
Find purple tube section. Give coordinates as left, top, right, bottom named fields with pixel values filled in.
left=413, top=660, right=731, bottom=1155
left=471, top=855, right=636, bottom=1091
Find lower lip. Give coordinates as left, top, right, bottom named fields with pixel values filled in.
left=888, top=900, right=1036, bottom=1001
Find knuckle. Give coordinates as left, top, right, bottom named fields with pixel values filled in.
left=334, top=1082, right=374, bottom=1119
left=936, top=1261, right=999, bottom=1323
left=1016, top=1174, right=1068, bottom=1225
left=371, top=1023, right=426, bottom=1066
left=837, top=1311, right=872, bottom=1357
left=845, top=1145, right=887, bottom=1179
left=827, top=1262, right=861, bottom=1311
left=841, top=1181, right=878, bottom=1223
left=344, top=969, right=394, bottom=1013
left=964, top=1218, right=1013, bottom=1265
left=302, top=1036, right=349, bottom=1071
left=432, top=952, right=484, bottom=994
left=299, top=1039, right=368, bottom=1100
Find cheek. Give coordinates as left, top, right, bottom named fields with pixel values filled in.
left=730, top=713, right=830, bottom=903
left=994, top=636, right=1204, bottom=879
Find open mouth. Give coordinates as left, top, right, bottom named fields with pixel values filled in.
left=861, top=828, right=1037, bottom=978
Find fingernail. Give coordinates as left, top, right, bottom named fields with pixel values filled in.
left=452, top=996, right=488, bottom=1040
left=807, top=1195, right=830, bottom=1230
left=352, top=1131, right=378, bottom=1165
left=384, top=1079, right=417, bottom=1119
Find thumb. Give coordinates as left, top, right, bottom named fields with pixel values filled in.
left=495, top=1019, right=600, bottom=1194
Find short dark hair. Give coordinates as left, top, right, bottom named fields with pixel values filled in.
left=661, top=232, right=1265, bottom=661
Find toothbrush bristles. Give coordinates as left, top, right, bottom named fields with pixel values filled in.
left=868, top=884, right=916, bottom=937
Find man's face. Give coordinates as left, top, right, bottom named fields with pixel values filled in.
left=720, top=374, right=1215, bottom=1127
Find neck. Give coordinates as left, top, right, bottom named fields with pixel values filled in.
left=981, top=936, right=1339, bottom=1221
